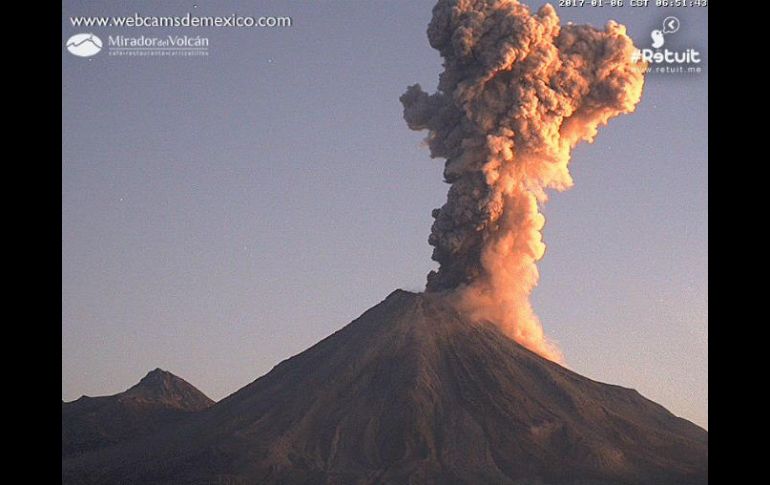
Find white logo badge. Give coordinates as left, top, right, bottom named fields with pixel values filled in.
left=662, top=16, right=680, bottom=35
left=633, top=16, right=702, bottom=75
left=649, top=17, right=680, bottom=49
left=66, top=33, right=103, bottom=57
left=651, top=30, right=665, bottom=49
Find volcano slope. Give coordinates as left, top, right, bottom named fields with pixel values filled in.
left=62, top=290, right=707, bottom=484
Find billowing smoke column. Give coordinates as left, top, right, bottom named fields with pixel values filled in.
left=401, top=0, right=645, bottom=362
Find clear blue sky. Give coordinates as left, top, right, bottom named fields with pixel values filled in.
left=62, top=0, right=708, bottom=429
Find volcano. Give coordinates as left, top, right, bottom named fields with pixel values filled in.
left=62, top=290, right=706, bottom=484
left=61, top=368, right=215, bottom=457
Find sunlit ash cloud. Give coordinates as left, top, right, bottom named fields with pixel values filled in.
left=401, top=0, right=646, bottom=362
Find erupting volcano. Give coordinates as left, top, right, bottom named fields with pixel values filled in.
left=62, top=1, right=706, bottom=484
left=401, top=0, right=644, bottom=362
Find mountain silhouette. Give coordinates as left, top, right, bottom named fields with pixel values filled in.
left=61, top=368, right=214, bottom=457
left=62, top=290, right=707, bottom=484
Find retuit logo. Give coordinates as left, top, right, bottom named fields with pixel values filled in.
left=633, top=17, right=702, bottom=70
left=66, top=33, right=103, bottom=57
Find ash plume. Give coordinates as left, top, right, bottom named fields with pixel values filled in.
left=401, top=0, right=645, bottom=361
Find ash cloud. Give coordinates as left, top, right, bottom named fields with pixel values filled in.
left=401, top=0, right=645, bottom=361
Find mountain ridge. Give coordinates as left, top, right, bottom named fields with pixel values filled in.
left=62, top=290, right=706, bottom=484
left=61, top=368, right=214, bottom=458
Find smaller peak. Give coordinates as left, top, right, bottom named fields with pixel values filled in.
left=123, top=368, right=215, bottom=411
left=130, top=368, right=180, bottom=394
left=145, top=367, right=180, bottom=379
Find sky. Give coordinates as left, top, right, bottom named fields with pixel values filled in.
left=62, top=0, right=708, bottom=429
